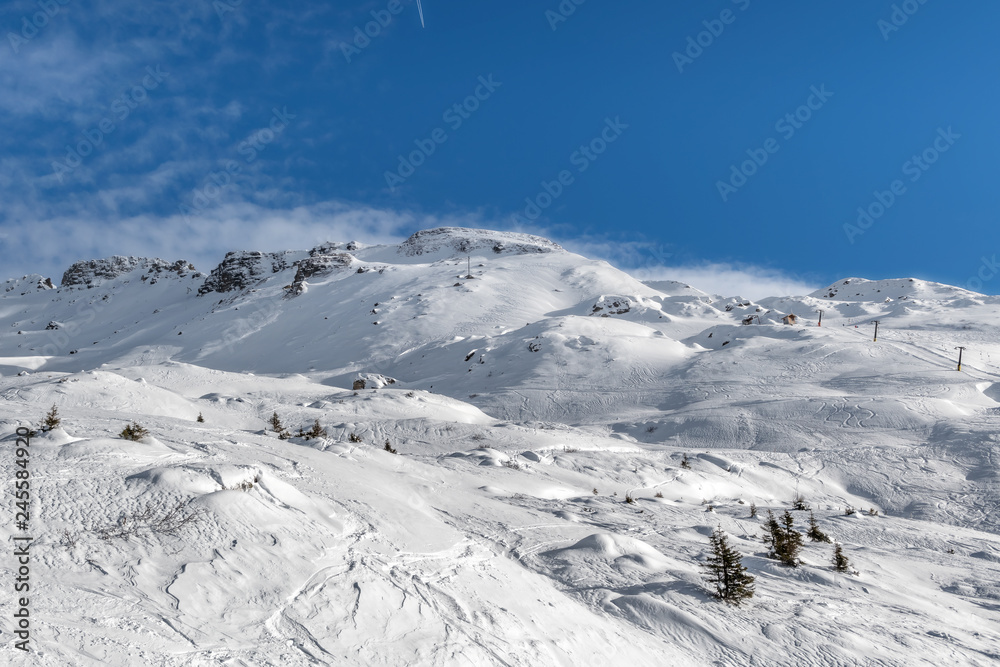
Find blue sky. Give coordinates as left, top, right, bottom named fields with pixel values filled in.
left=1, top=0, right=997, bottom=297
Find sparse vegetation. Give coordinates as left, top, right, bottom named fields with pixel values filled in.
left=702, top=527, right=755, bottom=605
left=348, top=432, right=363, bottom=443
left=625, top=494, right=635, bottom=504
left=226, top=474, right=262, bottom=491
left=681, top=454, right=692, bottom=469
left=41, top=404, right=61, bottom=431
left=792, top=494, right=809, bottom=511
left=592, top=488, right=599, bottom=495
left=119, top=422, right=149, bottom=441
left=196, top=412, right=205, bottom=423
left=807, top=511, right=831, bottom=543
left=845, top=506, right=857, bottom=516
left=655, top=491, right=664, bottom=498
left=384, top=439, right=397, bottom=454
left=749, top=502, right=757, bottom=518
left=97, top=499, right=206, bottom=541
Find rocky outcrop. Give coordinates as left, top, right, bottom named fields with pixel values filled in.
left=61, top=257, right=197, bottom=288
left=198, top=251, right=293, bottom=295
left=285, top=253, right=355, bottom=296
left=397, top=227, right=562, bottom=257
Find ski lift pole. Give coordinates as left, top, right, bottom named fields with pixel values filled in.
left=871, top=320, right=880, bottom=342
left=816, top=309, right=823, bottom=327
left=956, top=346, right=966, bottom=371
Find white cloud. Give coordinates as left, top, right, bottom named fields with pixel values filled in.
left=1, top=201, right=489, bottom=282
left=629, top=264, right=820, bottom=300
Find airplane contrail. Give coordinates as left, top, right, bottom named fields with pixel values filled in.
left=416, top=0, right=425, bottom=27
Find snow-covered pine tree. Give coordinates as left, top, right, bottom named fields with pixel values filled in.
left=702, top=527, right=755, bottom=605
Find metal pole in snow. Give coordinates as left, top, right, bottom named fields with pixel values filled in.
left=871, top=320, right=880, bottom=342
left=956, top=346, right=966, bottom=371
left=816, top=309, right=823, bottom=327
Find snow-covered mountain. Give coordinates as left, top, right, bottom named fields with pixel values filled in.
left=2, top=227, right=999, bottom=665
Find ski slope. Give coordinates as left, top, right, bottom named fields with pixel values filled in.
left=1, top=228, right=999, bottom=665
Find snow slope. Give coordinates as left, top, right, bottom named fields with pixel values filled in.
left=1, top=228, right=999, bottom=665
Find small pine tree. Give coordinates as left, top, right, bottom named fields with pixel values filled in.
left=844, top=506, right=856, bottom=516
left=762, top=510, right=781, bottom=550
left=680, top=454, right=692, bottom=469
left=42, top=404, right=61, bottom=431
left=269, top=411, right=284, bottom=433
left=592, top=488, right=599, bottom=495
left=832, top=543, right=851, bottom=573
left=120, top=422, right=149, bottom=441
left=384, top=440, right=397, bottom=454
left=792, top=494, right=809, bottom=511
left=196, top=412, right=205, bottom=423
left=308, top=419, right=328, bottom=439
left=807, top=511, right=831, bottom=543
left=269, top=412, right=290, bottom=439
left=702, top=527, right=755, bottom=605
left=763, top=510, right=803, bottom=566
left=776, top=511, right=804, bottom=566
left=348, top=432, right=363, bottom=443
left=749, top=502, right=757, bottom=518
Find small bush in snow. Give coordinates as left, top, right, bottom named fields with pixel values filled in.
left=681, top=454, right=691, bottom=469
left=98, top=499, right=205, bottom=541
left=844, top=506, right=857, bottom=516
left=749, top=502, right=757, bottom=518
left=625, top=494, right=635, bottom=504
left=792, top=494, right=809, bottom=511
left=348, top=432, right=363, bottom=443
left=196, top=412, right=205, bottom=423
left=384, top=440, right=397, bottom=454
left=119, top=422, right=149, bottom=441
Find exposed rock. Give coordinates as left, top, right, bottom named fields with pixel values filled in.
left=62, top=257, right=197, bottom=288
left=285, top=253, right=355, bottom=296
left=198, top=251, right=292, bottom=295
